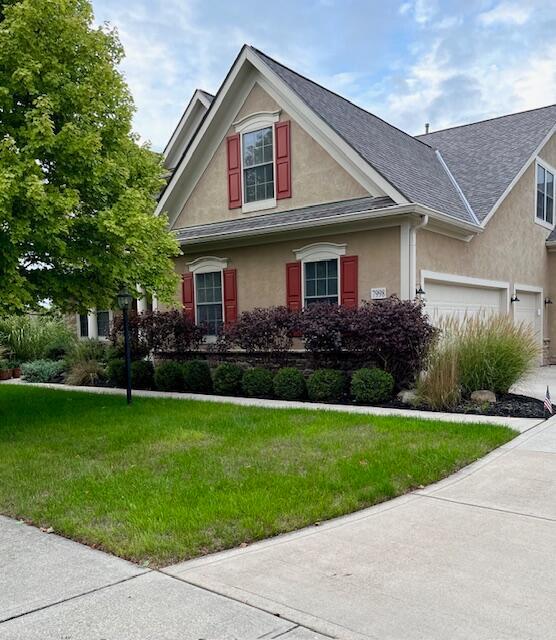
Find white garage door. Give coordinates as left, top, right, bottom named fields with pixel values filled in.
left=514, top=290, right=542, bottom=347
left=424, top=280, right=506, bottom=323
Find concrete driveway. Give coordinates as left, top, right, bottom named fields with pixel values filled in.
left=1, top=417, right=554, bottom=639
left=512, top=365, right=556, bottom=401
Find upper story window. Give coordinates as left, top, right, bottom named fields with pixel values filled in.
left=243, top=127, right=274, bottom=203
left=536, top=162, right=554, bottom=226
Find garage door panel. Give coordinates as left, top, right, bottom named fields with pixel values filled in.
left=424, top=281, right=505, bottom=324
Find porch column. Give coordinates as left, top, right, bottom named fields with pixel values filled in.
left=87, top=310, right=98, bottom=339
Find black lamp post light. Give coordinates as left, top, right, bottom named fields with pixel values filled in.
left=117, top=287, right=133, bottom=405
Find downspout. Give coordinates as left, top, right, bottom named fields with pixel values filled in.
left=409, top=214, right=428, bottom=298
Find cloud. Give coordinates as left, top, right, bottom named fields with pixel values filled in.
left=478, top=2, right=532, bottom=26
left=399, top=0, right=437, bottom=25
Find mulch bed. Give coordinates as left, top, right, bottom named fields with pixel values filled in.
left=384, top=393, right=552, bottom=419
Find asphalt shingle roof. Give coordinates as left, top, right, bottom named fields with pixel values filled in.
left=175, top=196, right=396, bottom=243
left=251, top=47, right=475, bottom=225
left=417, top=105, right=556, bottom=222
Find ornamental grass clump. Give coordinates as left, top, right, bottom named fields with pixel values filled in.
left=417, top=336, right=461, bottom=411
left=449, top=314, right=539, bottom=394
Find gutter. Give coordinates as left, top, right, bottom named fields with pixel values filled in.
left=409, top=214, right=429, bottom=298
left=174, top=202, right=482, bottom=246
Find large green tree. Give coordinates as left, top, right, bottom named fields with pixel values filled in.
left=0, top=0, right=180, bottom=314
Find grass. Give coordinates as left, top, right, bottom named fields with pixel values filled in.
left=0, top=385, right=515, bottom=567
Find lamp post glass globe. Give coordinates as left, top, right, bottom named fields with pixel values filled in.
left=117, top=288, right=133, bottom=310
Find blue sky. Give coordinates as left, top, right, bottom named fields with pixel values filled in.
left=92, top=0, right=556, bottom=151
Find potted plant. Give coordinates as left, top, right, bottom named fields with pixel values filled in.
left=0, top=359, right=12, bottom=381
left=9, top=359, right=21, bottom=378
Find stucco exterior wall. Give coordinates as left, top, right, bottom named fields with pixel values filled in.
left=167, top=227, right=400, bottom=312
left=418, top=132, right=556, bottom=357
left=172, top=83, right=368, bottom=230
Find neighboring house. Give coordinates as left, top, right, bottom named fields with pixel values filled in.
left=154, top=45, right=556, bottom=362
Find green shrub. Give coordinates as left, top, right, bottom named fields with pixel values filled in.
left=446, top=315, right=539, bottom=394
left=155, top=361, right=184, bottom=392
left=107, top=358, right=126, bottom=388
left=0, top=315, right=75, bottom=362
left=0, top=358, right=10, bottom=372
left=182, top=360, right=213, bottom=394
left=131, top=360, right=154, bottom=390
left=21, top=359, right=65, bottom=383
left=350, top=368, right=394, bottom=404
left=241, top=367, right=274, bottom=398
left=417, top=338, right=461, bottom=410
left=213, top=363, right=243, bottom=396
left=66, top=360, right=106, bottom=386
left=65, top=339, right=109, bottom=367
left=306, top=369, right=345, bottom=403
left=273, top=367, right=306, bottom=400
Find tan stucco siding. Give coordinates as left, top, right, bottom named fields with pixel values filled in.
left=172, top=83, right=368, bottom=230
left=168, top=227, right=400, bottom=312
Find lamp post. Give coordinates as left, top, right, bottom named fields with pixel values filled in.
left=117, top=288, right=133, bottom=405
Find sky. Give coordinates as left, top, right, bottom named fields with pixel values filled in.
left=91, top=0, right=556, bottom=151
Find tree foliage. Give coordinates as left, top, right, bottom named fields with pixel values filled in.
left=0, top=0, right=180, bottom=314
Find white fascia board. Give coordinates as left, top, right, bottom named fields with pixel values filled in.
left=157, top=47, right=410, bottom=226
left=163, top=90, right=212, bottom=161
left=481, top=123, right=556, bottom=228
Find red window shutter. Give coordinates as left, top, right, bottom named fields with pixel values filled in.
left=275, top=121, right=291, bottom=199
left=227, top=134, right=242, bottom=209
left=286, top=261, right=302, bottom=311
left=182, top=273, right=195, bottom=320
left=223, top=268, right=238, bottom=324
left=340, top=256, right=358, bottom=308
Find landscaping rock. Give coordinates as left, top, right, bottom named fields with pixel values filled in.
left=470, top=390, right=497, bottom=404
left=397, top=389, right=419, bottom=405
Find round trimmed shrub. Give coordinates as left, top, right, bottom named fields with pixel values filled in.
left=155, top=361, right=184, bottom=392
left=106, top=358, right=126, bottom=388
left=213, top=363, right=244, bottom=396
left=306, top=369, right=345, bottom=403
left=182, top=360, right=213, bottom=394
left=241, top=367, right=274, bottom=398
left=131, top=360, right=154, bottom=390
left=350, top=367, right=394, bottom=404
left=273, top=367, right=306, bottom=400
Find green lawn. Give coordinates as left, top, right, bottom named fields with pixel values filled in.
left=0, top=385, right=514, bottom=566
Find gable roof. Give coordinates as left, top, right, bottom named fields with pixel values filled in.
left=251, top=47, right=476, bottom=225
left=417, top=105, right=556, bottom=222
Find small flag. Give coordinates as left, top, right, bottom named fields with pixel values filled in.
left=544, top=386, right=553, bottom=415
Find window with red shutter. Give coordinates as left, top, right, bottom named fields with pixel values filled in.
left=275, top=121, right=291, bottom=199
left=223, top=268, right=238, bottom=324
left=227, top=134, right=242, bottom=209
left=286, top=262, right=302, bottom=311
left=340, top=255, right=358, bottom=308
left=182, top=273, right=195, bottom=320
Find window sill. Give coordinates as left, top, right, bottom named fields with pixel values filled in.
left=534, top=217, right=554, bottom=231
left=242, top=198, right=276, bottom=214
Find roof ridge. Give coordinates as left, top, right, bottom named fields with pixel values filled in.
left=418, top=103, right=556, bottom=137
left=250, top=46, right=435, bottom=152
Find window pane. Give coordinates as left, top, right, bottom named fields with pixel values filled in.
left=242, top=127, right=274, bottom=203
left=537, top=189, right=545, bottom=220
left=196, top=272, right=223, bottom=335
left=79, top=314, right=88, bottom=338
left=547, top=196, right=554, bottom=225
left=547, top=170, right=554, bottom=198
left=304, top=259, right=339, bottom=306
left=244, top=163, right=274, bottom=203
left=96, top=311, right=110, bottom=338
left=537, top=165, right=546, bottom=193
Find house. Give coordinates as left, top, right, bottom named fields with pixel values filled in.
left=143, top=46, right=556, bottom=360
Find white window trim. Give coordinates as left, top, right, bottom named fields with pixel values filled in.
left=187, top=256, right=228, bottom=338
left=534, top=158, right=556, bottom=230
left=294, top=242, right=346, bottom=307
left=234, top=111, right=280, bottom=214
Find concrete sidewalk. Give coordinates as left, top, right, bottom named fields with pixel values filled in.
left=164, top=417, right=556, bottom=640
left=0, top=516, right=325, bottom=639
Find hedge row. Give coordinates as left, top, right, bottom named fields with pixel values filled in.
left=107, top=359, right=395, bottom=405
